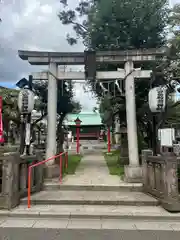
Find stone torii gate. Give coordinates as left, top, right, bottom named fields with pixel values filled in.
left=18, top=49, right=164, bottom=182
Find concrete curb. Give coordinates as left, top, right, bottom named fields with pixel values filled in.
left=20, top=199, right=159, bottom=206
left=43, top=184, right=143, bottom=192
left=1, top=211, right=180, bottom=221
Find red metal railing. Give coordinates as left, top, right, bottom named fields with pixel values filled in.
left=27, top=151, right=68, bottom=208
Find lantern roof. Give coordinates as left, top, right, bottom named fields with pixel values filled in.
left=74, top=117, right=82, bottom=123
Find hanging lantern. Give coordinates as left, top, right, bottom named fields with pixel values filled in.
left=148, top=86, right=166, bottom=113
left=18, top=89, right=35, bottom=114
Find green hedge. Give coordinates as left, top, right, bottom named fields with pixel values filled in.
left=60, top=154, right=82, bottom=177
left=104, top=150, right=124, bottom=176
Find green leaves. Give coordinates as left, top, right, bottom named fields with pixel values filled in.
left=31, top=79, right=81, bottom=123
left=60, top=0, right=68, bottom=7
left=71, top=101, right=82, bottom=113
left=58, top=0, right=180, bottom=144
left=58, top=10, right=76, bottom=25
left=75, top=1, right=90, bottom=16
left=59, top=0, right=169, bottom=49
left=0, top=87, right=20, bottom=124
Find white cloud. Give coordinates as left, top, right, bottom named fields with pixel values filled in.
left=73, top=82, right=97, bottom=110
left=170, top=0, right=180, bottom=6
left=0, top=0, right=96, bottom=110
left=40, top=4, right=53, bottom=14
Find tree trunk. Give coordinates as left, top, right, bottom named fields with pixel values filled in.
left=3, top=119, right=9, bottom=143
left=20, top=115, right=26, bottom=155
left=114, top=115, right=121, bottom=145
left=120, top=131, right=129, bottom=165
left=57, top=127, right=64, bottom=154
left=56, top=113, right=66, bottom=159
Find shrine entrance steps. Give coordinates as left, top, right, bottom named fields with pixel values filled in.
left=2, top=180, right=180, bottom=221
left=1, top=153, right=180, bottom=238
left=1, top=154, right=180, bottom=222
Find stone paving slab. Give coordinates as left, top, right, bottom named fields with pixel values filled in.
left=62, top=154, right=123, bottom=186
left=0, top=218, right=35, bottom=228
left=44, top=179, right=143, bottom=192
left=21, top=190, right=158, bottom=206
left=33, top=218, right=69, bottom=229
left=0, top=217, right=180, bottom=231
left=68, top=218, right=102, bottom=229
left=2, top=205, right=180, bottom=220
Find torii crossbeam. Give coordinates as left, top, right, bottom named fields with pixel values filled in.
left=31, top=70, right=152, bottom=80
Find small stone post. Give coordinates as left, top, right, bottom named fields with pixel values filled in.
left=141, top=149, right=153, bottom=190
left=35, top=151, right=44, bottom=191
left=1, top=152, right=20, bottom=209
left=161, top=155, right=180, bottom=212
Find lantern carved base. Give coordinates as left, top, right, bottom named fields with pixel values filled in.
left=124, top=165, right=142, bottom=183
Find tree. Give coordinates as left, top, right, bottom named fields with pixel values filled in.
left=0, top=78, right=80, bottom=151
left=59, top=0, right=180, bottom=151
left=59, top=0, right=169, bottom=49
left=31, top=80, right=81, bottom=152
left=32, top=81, right=48, bottom=127
left=0, top=87, right=20, bottom=142
left=71, top=101, right=82, bottom=113
left=93, top=106, right=98, bottom=113
left=167, top=4, right=180, bottom=80
left=0, top=86, right=19, bottom=123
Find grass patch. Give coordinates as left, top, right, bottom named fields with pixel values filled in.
left=62, top=154, right=82, bottom=176
left=104, top=150, right=124, bottom=176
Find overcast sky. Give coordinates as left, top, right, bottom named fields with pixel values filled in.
left=0, top=0, right=180, bottom=109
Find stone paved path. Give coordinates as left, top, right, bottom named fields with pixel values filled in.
left=62, top=154, right=123, bottom=186
left=0, top=219, right=180, bottom=240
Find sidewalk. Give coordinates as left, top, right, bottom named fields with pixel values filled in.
left=62, top=154, right=123, bottom=186
left=0, top=222, right=180, bottom=240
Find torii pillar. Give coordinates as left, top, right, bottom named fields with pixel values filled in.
left=124, top=61, right=141, bottom=182
left=46, top=62, right=58, bottom=163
